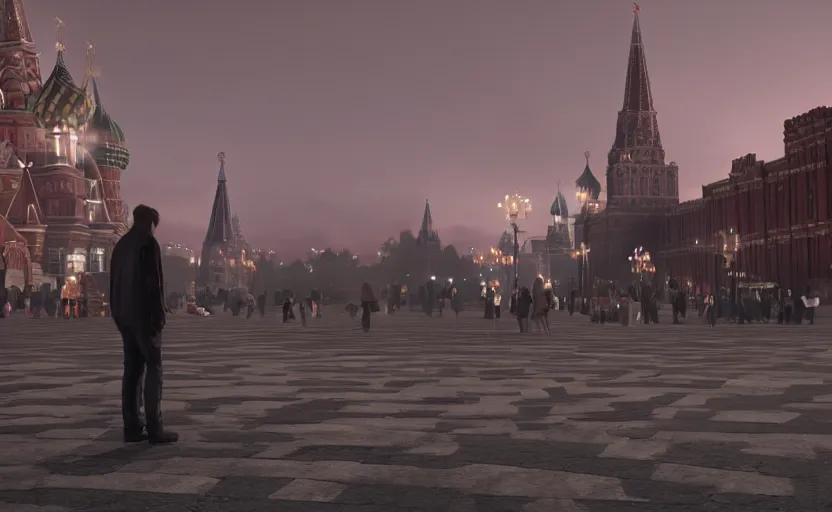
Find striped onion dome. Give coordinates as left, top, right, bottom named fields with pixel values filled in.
left=33, top=51, right=94, bottom=131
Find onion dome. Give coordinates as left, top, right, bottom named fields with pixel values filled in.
left=575, top=151, right=601, bottom=201
left=497, top=230, right=513, bottom=254
left=88, top=79, right=130, bottom=170
left=33, top=50, right=94, bottom=131
left=550, top=187, right=569, bottom=218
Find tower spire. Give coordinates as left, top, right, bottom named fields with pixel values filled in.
left=0, top=0, right=32, bottom=42
left=202, top=152, right=233, bottom=247
left=217, top=151, right=227, bottom=181
left=421, top=199, right=432, bottom=234
left=417, top=199, right=440, bottom=247
left=54, top=16, right=65, bottom=52
left=606, top=5, right=678, bottom=208
left=622, top=5, right=653, bottom=113
left=0, top=0, right=42, bottom=109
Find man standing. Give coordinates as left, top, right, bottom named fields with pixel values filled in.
left=110, top=205, right=178, bottom=444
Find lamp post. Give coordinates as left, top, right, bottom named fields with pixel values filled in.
left=576, top=179, right=591, bottom=296
left=628, top=247, right=655, bottom=300
left=719, top=229, right=740, bottom=320
left=498, top=193, right=531, bottom=313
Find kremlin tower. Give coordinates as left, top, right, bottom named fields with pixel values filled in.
left=582, top=5, right=679, bottom=286
left=0, top=3, right=129, bottom=297
left=198, top=153, right=254, bottom=290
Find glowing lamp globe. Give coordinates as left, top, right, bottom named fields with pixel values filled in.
left=497, top=193, right=532, bottom=222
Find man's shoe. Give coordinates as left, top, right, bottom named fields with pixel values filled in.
left=148, top=430, right=179, bottom=445
left=123, top=429, right=148, bottom=443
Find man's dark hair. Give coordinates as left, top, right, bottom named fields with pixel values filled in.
left=132, top=204, right=160, bottom=232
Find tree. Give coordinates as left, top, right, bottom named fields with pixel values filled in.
left=261, top=229, right=485, bottom=304
left=161, top=255, right=195, bottom=295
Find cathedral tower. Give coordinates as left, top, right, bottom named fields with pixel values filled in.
left=605, top=5, right=678, bottom=209
left=0, top=0, right=42, bottom=110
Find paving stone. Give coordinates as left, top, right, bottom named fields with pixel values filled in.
left=1, top=309, right=831, bottom=510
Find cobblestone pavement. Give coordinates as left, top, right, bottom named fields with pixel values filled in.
left=0, top=309, right=830, bottom=511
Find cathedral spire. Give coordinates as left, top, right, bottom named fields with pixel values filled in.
left=417, top=199, right=440, bottom=247
left=0, top=0, right=41, bottom=109
left=202, top=152, right=233, bottom=247
left=420, top=199, right=432, bottom=235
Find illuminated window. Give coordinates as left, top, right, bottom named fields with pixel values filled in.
left=66, top=249, right=86, bottom=275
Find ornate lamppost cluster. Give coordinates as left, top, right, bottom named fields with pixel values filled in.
left=628, top=246, right=656, bottom=276
left=497, top=193, right=531, bottom=311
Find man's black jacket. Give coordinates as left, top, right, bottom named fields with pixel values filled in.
left=110, top=228, right=166, bottom=334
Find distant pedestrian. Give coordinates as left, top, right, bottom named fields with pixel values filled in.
left=450, top=286, right=463, bottom=319
left=360, top=282, right=377, bottom=332
left=282, top=295, right=293, bottom=323
left=802, top=287, right=818, bottom=325
left=299, top=300, right=307, bottom=327
left=516, top=287, right=532, bottom=333
left=531, top=277, right=550, bottom=335
left=257, top=291, right=266, bottom=317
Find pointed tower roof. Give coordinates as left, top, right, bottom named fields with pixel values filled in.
left=417, top=199, right=440, bottom=247
left=622, top=4, right=654, bottom=113
left=575, top=151, right=601, bottom=201
left=420, top=200, right=432, bottom=235
left=550, top=183, right=569, bottom=219
left=202, top=153, right=234, bottom=248
left=0, top=0, right=32, bottom=42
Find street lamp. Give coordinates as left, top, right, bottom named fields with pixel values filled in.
left=497, top=193, right=531, bottom=312
left=719, top=229, right=740, bottom=319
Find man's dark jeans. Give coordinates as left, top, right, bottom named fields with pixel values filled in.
left=120, top=328, right=164, bottom=435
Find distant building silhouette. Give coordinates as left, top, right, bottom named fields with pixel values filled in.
left=416, top=200, right=440, bottom=248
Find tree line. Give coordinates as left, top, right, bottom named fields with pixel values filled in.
left=162, top=229, right=493, bottom=304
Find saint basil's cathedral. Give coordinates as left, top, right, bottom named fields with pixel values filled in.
left=0, top=0, right=129, bottom=294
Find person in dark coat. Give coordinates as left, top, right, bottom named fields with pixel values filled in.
left=109, top=205, right=177, bottom=445
left=516, top=287, right=532, bottom=333
left=360, top=282, right=377, bottom=332
left=257, top=290, right=267, bottom=317
left=282, top=294, right=293, bottom=323
left=484, top=286, right=495, bottom=319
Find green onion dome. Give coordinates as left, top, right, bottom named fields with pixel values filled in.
left=550, top=189, right=569, bottom=218
left=575, top=163, right=602, bottom=201
left=88, top=79, right=130, bottom=170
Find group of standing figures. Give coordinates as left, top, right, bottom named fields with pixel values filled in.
left=484, top=277, right=556, bottom=334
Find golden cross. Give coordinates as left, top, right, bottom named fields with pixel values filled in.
left=633, top=3, right=640, bottom=15
left=55, top=17, right=65, bottom=52
left=85, top=42, right=100, bottom=78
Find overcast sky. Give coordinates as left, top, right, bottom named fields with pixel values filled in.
left=27, top=0, right=832, bottom=258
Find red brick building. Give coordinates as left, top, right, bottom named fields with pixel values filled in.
left=0, top=0, right=129, bottom=294
left=661, top=107, right=832, bottom=296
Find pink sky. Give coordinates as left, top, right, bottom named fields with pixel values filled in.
left=26, top=0, right=832, bottom=259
